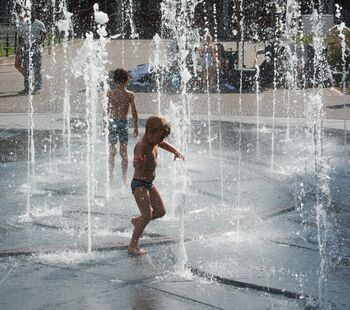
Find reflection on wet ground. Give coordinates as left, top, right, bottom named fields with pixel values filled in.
left=0, top=121, right=349, bottom=309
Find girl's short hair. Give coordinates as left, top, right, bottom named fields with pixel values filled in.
left=145, top=115, right=171, bottom=136
left=113, top=68, right=130, bottom=84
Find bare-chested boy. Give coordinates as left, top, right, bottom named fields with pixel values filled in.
left=107, top=68, right=138, bottom=183
left=128, top=115, right=185, bottom=256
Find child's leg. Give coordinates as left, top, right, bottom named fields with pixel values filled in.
left=119, top=144, right=128, bottom=183
left=131, top=217, right=141, bottom=226
left=33, top=50, right=42, bottom=91
left=131, top=186, right=165, bottom=235
left=202, top=69, right=208, bottom=91
left=129, top=187, right=152, bottom=255
left=22, top=49, right=30, bottom=92
left=15, top=48, right=24, bottom=76
left=108, top=144, right=116, bottom=180
left=150, top=186, right=166, bottom=220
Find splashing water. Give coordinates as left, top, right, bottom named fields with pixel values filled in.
left=307, top=10, right=332, bottom=308
left=337, top=20, right=349, bottom=174
left=73, top=3, right=109, bottom=253
left=23, top=0, right=35, bottom=219
left=57, top=0, right=73, bottom=161
left=159, top=0, right=202, bottom=275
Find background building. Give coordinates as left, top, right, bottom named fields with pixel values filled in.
left=1, top=0, right=350, bottom=39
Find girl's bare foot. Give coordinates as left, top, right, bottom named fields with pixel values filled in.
left=128, top=246, right=147, bottom=256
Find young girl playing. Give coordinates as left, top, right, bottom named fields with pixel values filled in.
left=128, top=115, right=185, bottom=256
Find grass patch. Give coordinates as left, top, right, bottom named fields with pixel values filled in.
left=0, top=47, right=15, bottom=57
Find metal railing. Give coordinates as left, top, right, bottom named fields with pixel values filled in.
left=0, top=26, right=18, bottom=57
left=0, top=15, right=17, bottom=57
left=0, top=21, right=66, bottom=58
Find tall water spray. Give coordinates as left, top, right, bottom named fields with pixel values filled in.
left=284, top=0, right=300, bottom=139
left=150, top=34, right=163, bottom=114
left=203, top=33, right=213, bottom=155
left=236, top=0, right=244, bottom=208
left=254, top=46, right=261, bottom=158
left=159, top=0, right=201, bottom=276
left=118, top=0, right=126, bottom=67
left=126, top=0, right=137, bottom=39
left=270, top=3, right=284, bottom=172
left=284, top=0, right=303, bottom=220
left=335, top=4, right=349, bottom=174
left=22, top=0, right=35, bottom=219
left=212, top=3, right=224, bottom=206
left=307, top=10, right=332, bottom=307
left=56, top=0, right=73, bottom=161
left=46, top=0, right=57, bottom=173
left=73, top=4, right=109, bottom=253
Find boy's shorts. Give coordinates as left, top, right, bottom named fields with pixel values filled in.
left=108, top=119, right=128, bottom=145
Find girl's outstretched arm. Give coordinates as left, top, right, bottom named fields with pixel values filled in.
left=158, top=141, right=185, bottom=161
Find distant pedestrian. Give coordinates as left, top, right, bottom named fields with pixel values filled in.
left=198, top=32, right=218, bottom=91
left=14, top=1, right=28, bottom=76
left=19, top=8, right=46, bottom=95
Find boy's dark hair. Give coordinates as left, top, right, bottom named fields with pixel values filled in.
left=113, top=68, right=130, bottom=85
left=146, top=115, right=171, bottom=137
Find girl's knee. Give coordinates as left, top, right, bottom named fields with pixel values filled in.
left=159, top=209, right=166, bottom=218
left=153, top=209, right=166, bottom=220
left=143, top=210, right=153, bottom=222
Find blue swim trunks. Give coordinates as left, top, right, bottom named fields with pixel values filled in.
left=131, top=179, right=154, bottom=192
left=108, top=119, right=128, bottom=145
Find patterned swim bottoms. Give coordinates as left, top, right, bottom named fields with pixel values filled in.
left=108, top=119, right=128, bottom=145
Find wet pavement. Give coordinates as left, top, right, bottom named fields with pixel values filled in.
left=0, top=250, right=306, bottom=310
left=0, top=126, right=349, bottom=309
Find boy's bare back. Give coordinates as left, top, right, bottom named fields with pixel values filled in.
left=108, top=87, right=135, bottom=120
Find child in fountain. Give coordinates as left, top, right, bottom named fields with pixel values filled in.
left=128, top=115, right=185, bottom=256
left=107, top=68, right=138, bottom=184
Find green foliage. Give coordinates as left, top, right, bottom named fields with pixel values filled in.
left=294, top=29, right=350, bottom=74
left=0, top=34, right=64, bottom=58
left=324, top=28, right=350, bottom=73
left=0, top=47, right=15, bottom=57
left=294, top=33, right=313, bottom=45
left=295, top=28, right=350, bottom=86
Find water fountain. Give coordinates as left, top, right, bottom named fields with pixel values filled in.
left=47, top=0, right=58, bottom=173
left=1, top=0, right=349, bottom=309
left=72, top=3, right=109, bottom=252
left=23, top=0, right=35, bottom=220
left=56, top=0, right=73, bottom=162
